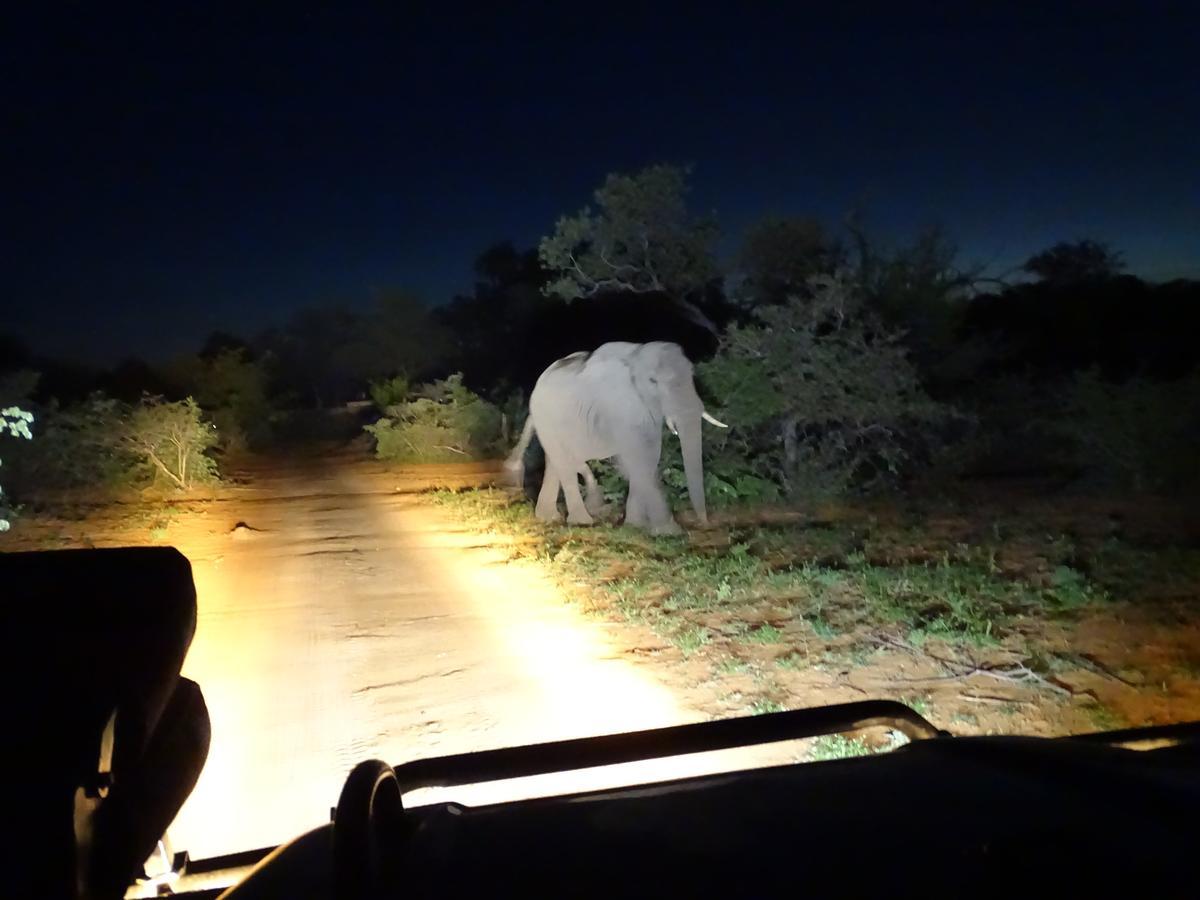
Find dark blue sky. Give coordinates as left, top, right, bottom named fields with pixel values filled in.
left=5, top=4, right=1198, bottom=364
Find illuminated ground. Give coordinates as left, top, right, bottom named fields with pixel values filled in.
left=93, top=452, right=782, bottom=859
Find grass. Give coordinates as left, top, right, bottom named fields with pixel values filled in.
left=430, top=487, right=1144, bottom=705
left=808, top=734, right=876, bottom=761
left=744, top=623, right=784, bottom=644
left=128, top=501, right=184, bottom=538
left=899, top=695, right=931, bottom=717
left=805, top=611, right=837, bottom=639
left=714, top=656, right=752, bottom=676
left=1086, top=538, right=1200, bottom=601
left=1086, top=702, right=1124, bottom=732
left=672, top=625, right=711, bottom=657
left=749, top=697, right=785, bottom=715
left=775, top=652, right=806, bottom=671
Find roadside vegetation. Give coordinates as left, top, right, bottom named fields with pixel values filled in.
left=431, top=484, right=1200, bottom=742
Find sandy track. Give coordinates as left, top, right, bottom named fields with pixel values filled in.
left=166, top=453, right=714, bottom=859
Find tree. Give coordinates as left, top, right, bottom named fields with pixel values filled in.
left=264, top=305, right=360, bottom=407
left=344, top=289, right=453, bottom=385
left=539, top=164, right=720, bottom=304
left=700, top=272, right=954, bottom=498
left=122, top=396, right=218, bottom=489
left=848, top=223, right=995, bottom=385
left=1023, top=239, right=1124, bottom=284
left=434, top=242, right=557, bottom=398
left=162, top=348, right=274, bottom=450
left=10, top=393, right=219, bottom=493
left=734, top=215, right=842, bottom=307
left=261, top=293, right=450, bottom=409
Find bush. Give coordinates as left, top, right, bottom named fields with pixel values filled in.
left=124, top=396, right=219, bottom=489
left=364, top=374, right=504, bottom=463
left=1054, top=369, right=1200, bottom=492
left=1, top=404, right=34, bottom=530
left=17, top=394, right=138, bottom=490
left=697, top=272, right=958, bottom=501
left=7, top=393, right=219, bottom=493
left=161, top=349, right=273, bottom=452
left=368, top=374, right=410, bottom=413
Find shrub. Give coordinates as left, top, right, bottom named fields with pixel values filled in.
left=7, top=393, right=219, bottom=493
left=368, top=374, right=411, bottom=413
left=697, top=271, right=958, bottom=501
left=20, top=394, right=138, bottom=489
left=1, top=404, right=34, bottom=530
left=1054, top=369, right=1200, bottom=492
left=365, top=373, right=504, bottom=463
left=124, top=396, right=219, bottom=489
left=162, top=349, right=273, bottom=452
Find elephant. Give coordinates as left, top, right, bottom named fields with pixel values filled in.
left=505, top=342, right=726, bottom=534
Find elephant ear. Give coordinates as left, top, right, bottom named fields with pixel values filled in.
left=650, top=343, right=693, bottom=389
left=581, top=346, right=658, bottom=429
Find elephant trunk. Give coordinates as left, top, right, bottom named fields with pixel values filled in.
left=676, top=416, right=707, bottom=525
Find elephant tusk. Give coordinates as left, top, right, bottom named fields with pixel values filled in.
left=702, top=411, right=728, bottom=428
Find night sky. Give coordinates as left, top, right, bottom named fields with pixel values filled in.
left=5, top=4, right=1198, bottom=364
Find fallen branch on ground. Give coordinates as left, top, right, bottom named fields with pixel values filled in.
left=864, top=634, right=1072, bottom=697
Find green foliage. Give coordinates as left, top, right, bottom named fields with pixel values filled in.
left=735, top=215, right=841, bottom=308
left=749, top=697, right=785, bottom=715
left=365, top=374, right=503, bottom=463
left=588, top=416, right=783, bottom=513
left=700, top=271, right=958, bottom=500
left=18, top=394, right=136, bottom=489
left=1, top=404, right=34, bottom=530
left=8, top=393, right=218, bottom=493
left=672, top=624, right=712, bottom=656
left=851, top=226, right=985, bottom=381
left=124, top=397, right=219, bottom=489
left=845, top=553, right=1105, bottom=646
left=539, top=164, right=719, bottom=301
left=163, top=349, right=273, bottom=451
left=1053, top=369, right=1200, bottom=493
left=1086, top=702, right=1124, bottom=732
left=745, top=623, right=784, bottom=644
left=368, top=375, right=411, bottom=412
left=808, top=734, right=876, bottom=761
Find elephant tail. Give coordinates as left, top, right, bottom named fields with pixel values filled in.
left=503, top=414, right=535, bottom=486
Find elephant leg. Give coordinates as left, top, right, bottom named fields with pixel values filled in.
left=612, top=456, right=643, bottom=527
left=535, top=463, right=563, bottom=522
left=622, top=444, right=680, bottom=535
left=540, top=439, right=593, bottom=526
left=562, top=472, right=594, bottom=526
left=580, top=465, right=611, bottom=518
left=623, top=486, right=648, bottom=528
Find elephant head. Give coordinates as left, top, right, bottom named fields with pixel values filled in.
left=635, top=343, right=723, bottom=526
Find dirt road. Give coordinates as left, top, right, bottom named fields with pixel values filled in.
left=162, top=452, right=724, bottom=859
